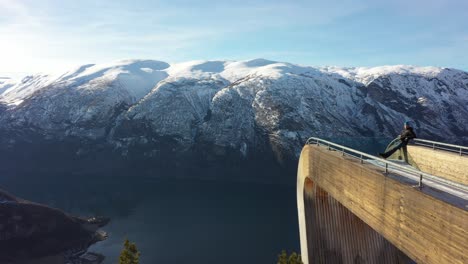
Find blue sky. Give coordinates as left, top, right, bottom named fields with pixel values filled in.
left=1, top=0, right=467, bottom=76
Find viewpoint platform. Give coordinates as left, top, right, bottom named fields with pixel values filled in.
left=297, top=138, right=468, bottom=264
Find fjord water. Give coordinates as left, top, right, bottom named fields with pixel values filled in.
left=1, top=175, right=300, bottom=264
left=0, top=137, right=390, bottom=263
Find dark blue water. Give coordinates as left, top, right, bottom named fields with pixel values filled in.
left=0, top=176, right=300, bottom=264
left=0, top=137, right=392, bottom=263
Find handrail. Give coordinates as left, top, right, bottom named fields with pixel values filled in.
left=413, top=138, right=468, bottom=156
left=305, top=137, right=468, bottom=194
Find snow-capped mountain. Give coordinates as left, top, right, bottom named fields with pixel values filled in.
left=1, top=59, right=467, bottom=179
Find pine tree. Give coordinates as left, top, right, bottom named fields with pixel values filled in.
left=277, top=250, right=304, bottom=264
left=119, top=238, right=140, bottom=264
left=288, top=252, right=303, bottom=264
left=278, top=250, right=288, bottom=264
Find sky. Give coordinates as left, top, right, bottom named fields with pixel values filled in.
left=1, top=0, right=467, bottom=77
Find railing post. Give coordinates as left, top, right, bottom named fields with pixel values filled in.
left=419, top=174, right=423, bottom=189
left=342, top=147, right=345, bottom=156
left=433, top=143, right=435, bottom=150
left=460, top=148, right=463, bottom=156
left=385, top=163, right=388, bottom=174
left=360, top=154, right=363, bottom=164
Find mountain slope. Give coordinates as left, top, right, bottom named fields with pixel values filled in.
left=0, top=189, right=108, bottom=262
left=1, top=59, right=467, bottom=180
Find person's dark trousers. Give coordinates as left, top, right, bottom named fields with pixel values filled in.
left=381, top=140, right=408, bottom=158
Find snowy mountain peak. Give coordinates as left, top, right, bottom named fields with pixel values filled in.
left=1, top=59, right=466, bottom=139
left=3, top=59, right=462, bottom=106
left=0, top=59, right=467, bottom=178
left=319, top=65, right=462, bottom=86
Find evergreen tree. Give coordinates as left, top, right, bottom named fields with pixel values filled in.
left=278, top=250, right=288, bottom=264
left=277, top=250, right=304, bottom=264
left=288, top=252, right=303, bottom=264
left=119, top=238, right=140, bottom=264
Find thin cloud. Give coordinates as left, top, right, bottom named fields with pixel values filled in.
left=0, top=0, right=467, bottom=75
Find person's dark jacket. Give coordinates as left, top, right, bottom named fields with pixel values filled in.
left=400, top=127, right=417, bottom=143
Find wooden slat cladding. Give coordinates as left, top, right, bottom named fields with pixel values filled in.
left=297, top=145, right=468, bottom=264
left=407, top=145, right=468, bottom=185
left=303, top=181, right=413, bottom=264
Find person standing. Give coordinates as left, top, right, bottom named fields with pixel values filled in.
left=379, top=121, right=417, bottom=159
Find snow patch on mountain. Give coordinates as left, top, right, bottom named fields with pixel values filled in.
left=320, top=65, right=465, bottom=86
left=0, top=60, right=170, bottom=106
left=0, top=77, right=16, bottom=96
left=0, top=74, right=60, bottom=105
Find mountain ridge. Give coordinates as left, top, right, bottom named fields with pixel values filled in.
left=2, top=59, right=465, bottom=104
left=1, top=59, right=467, bottom=181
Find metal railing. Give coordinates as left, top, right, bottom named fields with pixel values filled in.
left=413, top=138, right=468, bottom=156
left=305, top=137, right=468, bottom=194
